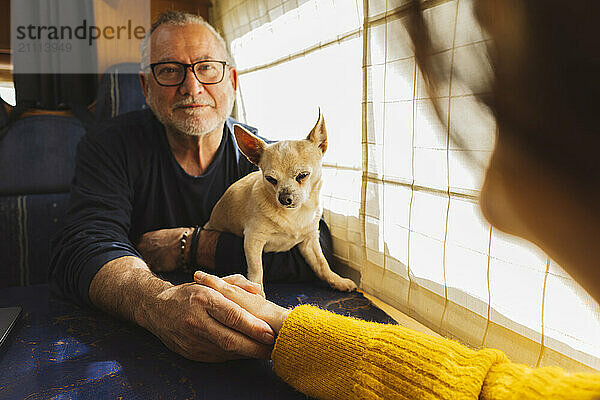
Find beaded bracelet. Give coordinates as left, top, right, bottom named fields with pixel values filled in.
left=180, top=229, right=190, bottom=269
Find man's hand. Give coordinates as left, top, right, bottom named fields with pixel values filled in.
left=90, top=257, right=274, bottom=363
left=194, top=271, right=291, bottom=335
left=142, top=281, right=275, bottom=362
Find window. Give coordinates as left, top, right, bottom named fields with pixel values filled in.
left=214, top=0, right=600, bottom=372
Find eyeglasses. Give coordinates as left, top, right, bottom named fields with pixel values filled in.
left=149, top=60, right=229, bottom=87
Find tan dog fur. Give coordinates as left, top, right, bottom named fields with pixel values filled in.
left=204, top=111, right=357, bottom=295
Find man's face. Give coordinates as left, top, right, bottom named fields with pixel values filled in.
left=141, top=23, right=237, bottom=136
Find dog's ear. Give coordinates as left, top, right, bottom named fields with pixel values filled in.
left=234, top=124, right=266, bottom=165
left=306, top=108, right=327, bottom=154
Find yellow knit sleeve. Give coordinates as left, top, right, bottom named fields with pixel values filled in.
left=271, top=304, right=600, bottom=400
left=482, top=362, right=600, bottom=400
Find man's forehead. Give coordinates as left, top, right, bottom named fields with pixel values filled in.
left=150, top=24, right=226, bottom=63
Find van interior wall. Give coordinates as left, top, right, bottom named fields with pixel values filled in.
left=94, top=0, right=211, bottom=75
left=0, top=0, right=211, bottom=88
left=0, top=0, right=11, bottom=86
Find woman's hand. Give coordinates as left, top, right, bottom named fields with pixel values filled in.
left=194, top=272, right=291, bottom=335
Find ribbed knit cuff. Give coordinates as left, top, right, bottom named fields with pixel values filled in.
left=483, top=362, right=600, bottom=399
left=272, top=305, right=369, bottom=400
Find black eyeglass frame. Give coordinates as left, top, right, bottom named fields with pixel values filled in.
left=148, top=60, right=229, bottom=87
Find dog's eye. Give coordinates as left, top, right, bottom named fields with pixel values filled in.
left=265, top=176, right=278, bottom=185
left=296, top=172, right=310, bottom=183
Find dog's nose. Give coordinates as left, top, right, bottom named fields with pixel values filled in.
left=278, top=193, right=293, bottom=206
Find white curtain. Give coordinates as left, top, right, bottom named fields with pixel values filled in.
left=213, top=0, right=600, bottom=372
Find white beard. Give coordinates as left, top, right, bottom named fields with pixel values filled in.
left=147, top=85, right=235, bottom=137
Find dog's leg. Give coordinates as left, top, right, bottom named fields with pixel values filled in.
left=299, top=235, right=357, bottom=292
left=243, top=235, right=267, bottom=297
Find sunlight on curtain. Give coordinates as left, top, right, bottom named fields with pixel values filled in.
left=215, top=0, right=364, bottom=271
left=212, top=0, right=600, bottom=372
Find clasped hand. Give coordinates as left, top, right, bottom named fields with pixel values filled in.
left=144, top=274, right=284, bottom=362
left=135, top=228, right=286, bottom=362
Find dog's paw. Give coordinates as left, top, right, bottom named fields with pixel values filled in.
left=330, top=277, right=357, bottom=292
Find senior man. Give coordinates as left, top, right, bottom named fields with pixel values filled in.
left=49, top=11, right=332, bottom=362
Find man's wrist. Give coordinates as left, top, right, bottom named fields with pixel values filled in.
left=90, top=256, right=173, bottom=329
left=135, top=274, right=174, bottom=331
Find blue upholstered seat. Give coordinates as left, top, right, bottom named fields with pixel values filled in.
left=95, top=62, right=147, bottom=120
left=1, top=62, right=147, bottom=288
left=0, top=115, right=85, bottom=287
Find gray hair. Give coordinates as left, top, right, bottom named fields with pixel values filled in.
left=140, top=11, right=233, bottom=69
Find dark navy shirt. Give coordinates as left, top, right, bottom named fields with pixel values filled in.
left=50, top=109, right=329, bottom=306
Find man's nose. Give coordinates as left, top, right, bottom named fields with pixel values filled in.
left=179, top=67, right=205, bottom=95
left=278, top=192, right=293, bottom=206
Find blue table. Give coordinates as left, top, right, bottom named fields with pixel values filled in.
left=0, top=282, right=395, bottom=399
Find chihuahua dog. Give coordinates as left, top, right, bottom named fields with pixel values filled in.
left=204, top=111, right=357, bottom=295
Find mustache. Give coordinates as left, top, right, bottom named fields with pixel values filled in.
left=172, top=98, right=215, bottom=108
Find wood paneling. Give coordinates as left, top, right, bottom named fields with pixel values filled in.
left=93, top=0, right=151, bottom=74
left=0, top=0, right=11, bottom=83
left=0, top=0, right=10, bottom=52
left=152, top=0, right=211, bottom=22
left=94, top=0, right=212, bottom=74
left=0, top=68, right=11, bottom=82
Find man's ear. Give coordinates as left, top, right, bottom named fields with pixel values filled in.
left=228, top=67, right=238, bottom=92
left=306, top=108, right=327, bottom=154
left=233, top=124, right=266, bottom=165
left=139, top=71, right=149, bottom=100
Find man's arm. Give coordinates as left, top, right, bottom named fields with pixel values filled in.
left=50, top=126, right=273, bottom=362
left=135, top=227, right=220, bottom=272
left=136, top=219, right=333, bottom=282
left=89, top=256, right=274, bottom=362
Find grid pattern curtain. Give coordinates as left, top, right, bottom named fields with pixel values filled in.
left=212, top=0, right=600, bottom=372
